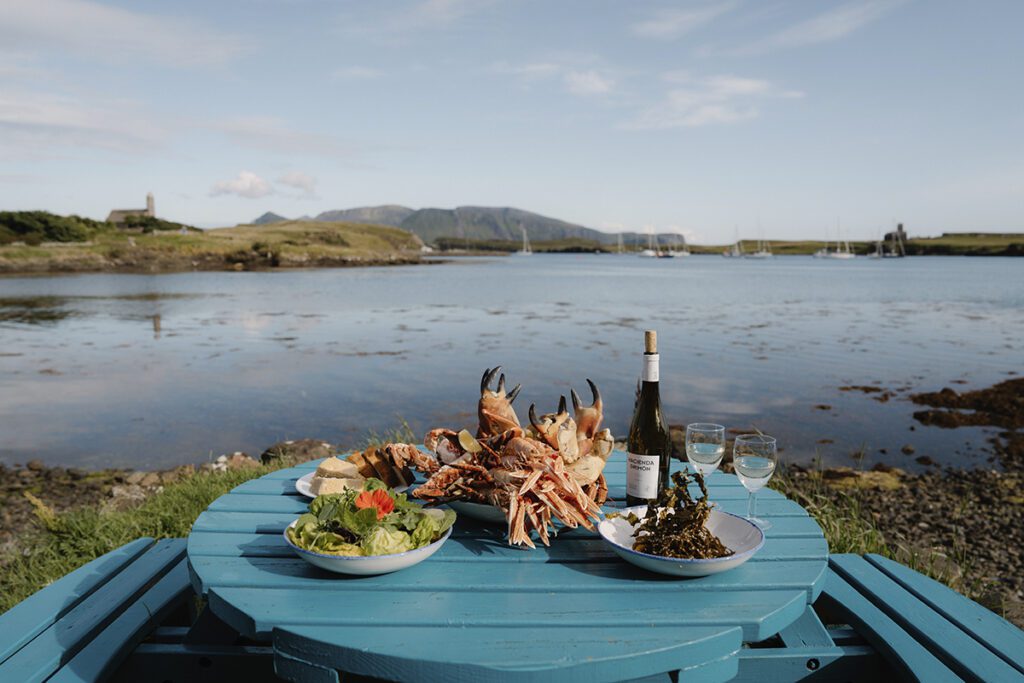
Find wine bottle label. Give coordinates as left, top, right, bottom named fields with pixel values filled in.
left=626, top=452, right=661, bottom=499
left=642, top=353, right=659, bottom=382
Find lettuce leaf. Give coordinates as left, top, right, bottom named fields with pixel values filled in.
left=410, top=508, right=456, bottom=547
left=361, top=526, right=414, bottom=556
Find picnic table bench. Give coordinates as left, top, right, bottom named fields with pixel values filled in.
left=3, top=454, right=1023, bottom=682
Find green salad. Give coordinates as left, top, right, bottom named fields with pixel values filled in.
left=287, top=479, right=456, bottom=556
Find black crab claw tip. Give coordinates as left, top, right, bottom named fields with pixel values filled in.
left=587, top=378, right=601, bottom=405
left=481, top=366, right=501, bottom=393
left=528, top=403, right=541, bottom=430
left=497, top=373, right=506, bottom=394
left=570, top=388, right=582, bottom=412
left=557, top=395, right=567, bottom=415
left=506, top=384, right=521, bottom=403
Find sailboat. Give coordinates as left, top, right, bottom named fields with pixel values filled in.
left=745, top=221, right=773, bottom=258
left=514, top=226, right=532, bottom=255
left=639, top=231, right=658, bottom=258
left=815, top=221, right=856, bottom=259
left=745, top=237, right=773, bottom=259
left=723, top=228, right=743, bottom=257
left=659, top=234, right=690, bottom=258
left=869, top=233, right=884, bottom=259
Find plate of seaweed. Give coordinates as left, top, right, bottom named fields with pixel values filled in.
left=599, top=471, right=764, bottom=577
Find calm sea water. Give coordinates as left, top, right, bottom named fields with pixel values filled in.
left=1, top=255, right=1021, bottom=470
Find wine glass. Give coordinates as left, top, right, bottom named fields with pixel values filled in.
left=685, top=423, right=726, bottom=477
left=733, top=434, right=777, bottom=530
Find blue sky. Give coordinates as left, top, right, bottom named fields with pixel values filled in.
left=1, top=0, right=1021, bottom=241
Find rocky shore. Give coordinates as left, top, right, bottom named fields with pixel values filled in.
left=0, top=439, right=332, bottom=553
left=0, top=251, right=424, bottom=275
left=3, top=379, right=1022, bottom=626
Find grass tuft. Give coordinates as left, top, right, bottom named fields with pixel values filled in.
left=0, top=467, right=273, bottom=613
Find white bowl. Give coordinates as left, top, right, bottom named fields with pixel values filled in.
left=295, top=471, right=409, bottom=499
left=598, top=506, right=764, bottom=577
left=448, top=500, right=508, bottom=524
left=283, top=520, right=452, bottom=575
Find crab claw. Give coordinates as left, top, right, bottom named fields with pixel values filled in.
left=478, top=366, right=520, bottom=437
left=481, top=366, right=502, bottom=395
left=557, top=395, right=567, bottom=416
left=572, top=379, right=604, bottom=439
left=507, top=384, right=521, bottom=403
left=528, top=403, right=542, bottom=434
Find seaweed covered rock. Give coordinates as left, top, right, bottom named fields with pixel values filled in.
left=260, top=439, right=336, bottom=466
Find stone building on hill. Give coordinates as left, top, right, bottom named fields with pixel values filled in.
left=107, top=193, right=155, bottom=225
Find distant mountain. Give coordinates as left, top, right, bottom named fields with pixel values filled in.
left=251, top=211, right=287, bottom=225
left=395, top=206, right=600, bottom=244
left=252, top=204, right=684, bottom=247
left=314, top=205, right=415, bottom=227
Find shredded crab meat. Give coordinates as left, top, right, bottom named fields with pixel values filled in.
left=376, top=366, right=614, bottom=547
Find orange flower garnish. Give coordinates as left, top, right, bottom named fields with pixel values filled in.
left=355, top=488, right=395, bottom=520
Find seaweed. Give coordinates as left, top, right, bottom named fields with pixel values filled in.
left=624, top=470, right=734, bottom=559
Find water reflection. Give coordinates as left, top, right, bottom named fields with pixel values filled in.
left=0, top=258, right=1021, bottom=470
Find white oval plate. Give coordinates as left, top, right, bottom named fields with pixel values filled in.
left=295, top=470, right=410, bottom=499
left=283, top=520, right=452, bottom=575
left=447, top=500, right=507, bottom=524
left=599, top=506, right=764, bottom=577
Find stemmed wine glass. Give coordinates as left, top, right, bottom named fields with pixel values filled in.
left=733, top=434, right=777, bottom=530
left=685, top=423, right=726, bottom=477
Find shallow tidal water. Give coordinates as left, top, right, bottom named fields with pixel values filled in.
left=1, top=255, right=1022, bottom=471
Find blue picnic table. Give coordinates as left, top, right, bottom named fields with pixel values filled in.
left=187, top=452, right=830, bottom=682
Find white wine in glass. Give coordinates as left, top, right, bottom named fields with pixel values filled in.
left=685, top=423, right=726, bottom=476
left=733, top=434, right=777, bottom=530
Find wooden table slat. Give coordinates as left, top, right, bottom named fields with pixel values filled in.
left=188, top=460, right=827, bottom=682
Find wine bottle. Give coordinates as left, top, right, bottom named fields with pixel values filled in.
left=626, top=330, right=671, bottom=506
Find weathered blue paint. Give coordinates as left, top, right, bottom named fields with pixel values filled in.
left=0, top=538, right=188, bottom=683
left=830, top=554, right=1021, bottom=681
left=821, top=560, right=961, bottom=682
left=0, top=537, right=153, bottom=664
left=865, top=553, right=1024, bottom=676
left=50, top=559, right=191, bottom=682
left=188, top=454, right=829, bottom=682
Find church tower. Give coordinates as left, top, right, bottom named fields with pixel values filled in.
left=146, top=193, right=155, bottom=217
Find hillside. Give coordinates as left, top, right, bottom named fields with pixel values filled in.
left=0, top=210, right=199, bottom=246
left=252, top=211, right=288, bottom=225
left=252, top=205, right=683, bottom=246
left=0, top=219, right=424, bottom=274
left=315, top=205, right=415, bottom=227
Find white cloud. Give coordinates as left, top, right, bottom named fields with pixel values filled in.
left=333, top=66, right=383, bottom=80
left=210, top=171, right=274, bottom=199
left=410, top=0, right=486, bottom=26
left=631, top=2, right=738, bottom=39
left=339, top=0, right=496, bottom=39
left=493, top=59, right=615, bottom=97
left=490, top=61, right=562, bottom=79
left=277, top=171, right=318, bottom=198
left=215, top=117, right=356, bottom=158
left=708, top=0, right=905, bottom=56
left=564, top=70, right=614, bottom=96
left=626, top=74, right=803, bottom=129
left=1, top=0, right=242, bottom=67
left=768, top=0, right=902, bottom=48
left=0, top=87, right=166, bottom=158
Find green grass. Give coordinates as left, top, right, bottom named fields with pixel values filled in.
left=0, top=219, right=424, bottom=273
left=0, top=441, right=990, bottom=615
left=0, top=467, right=274, bottom=613
left=769, top=466, right=984, bottom=601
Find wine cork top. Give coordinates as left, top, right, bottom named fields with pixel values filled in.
left=644, top=330, right=657, bottom=354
